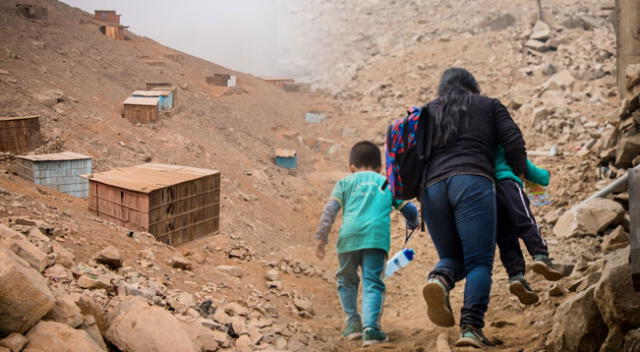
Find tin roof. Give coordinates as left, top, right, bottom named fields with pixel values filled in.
left=17, top=151, right=92, bottom=162
left=123, top=96, right=159, bottom=106
left=275, top=149, right=297, bottom=158
left=0, top=116, right=38, bottom=122
left=132, top=90, right=170, bottom=97
left=84, top=163, right=220, bottom=193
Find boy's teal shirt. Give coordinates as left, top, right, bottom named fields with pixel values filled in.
left=495, top=146, right=550, bottom=187
left=330, top=171, right=405, bottom=254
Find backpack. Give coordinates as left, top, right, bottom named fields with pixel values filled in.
left=383, top=105, right=433, bottom=201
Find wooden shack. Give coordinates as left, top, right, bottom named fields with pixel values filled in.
left=275, top=149, right=297, bottom=169
left=101, top=24, right=125, bottom=41
left=85, top=164, right=221, bottom=245
left=206, top=74, right=236, bottom=87
left=146, top=83, right=178, bottom=106
left=0, top=116, right=42, bottom=154
left=16, top=152, right=92, bottom=198
left=16, top=4, right=48, bottom=20
left=616, top=0, right=640, bottom=97
left=94, top=10, right=120, bottom=24
left=123, top=97, right=159, bottom=123
left=132, top=90, right=175, bottom=110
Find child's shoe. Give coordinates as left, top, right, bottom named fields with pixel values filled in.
left=362, top=327, right=389, bottom=346
left=455, top=325, right=496, bottom=349
left=422, top=275, right=455, bottom=327
left=531, top=255, right=564, bottom=281
left=508, top=274, right=539, bottom=305
left=342, top=321, right=363, bottom=341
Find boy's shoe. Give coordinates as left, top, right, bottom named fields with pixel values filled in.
left=455, top=325, right=496, bottom=349
left=422, top=275, right=455, bottom=327
left=508, top=275, right=539, bottom=305
left=343, top=321, right=363, bottom=341
left=531, top=255, right=564, bottom=281
left=362, top=328, right=389, bottom=346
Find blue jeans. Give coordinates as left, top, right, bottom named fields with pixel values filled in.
left=421, top=174, right=496, bottom=328
left=336, top=249, right=386, bottom=329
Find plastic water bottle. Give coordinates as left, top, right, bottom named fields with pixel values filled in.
left=384, top=248, right=415, bottom=278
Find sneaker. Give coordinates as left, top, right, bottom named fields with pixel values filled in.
left=362, top=328, right=389, bottom=346
left=422, top=275, right=455, bottom=327
left=531, top=255, right=564, bottom=281
left=508, top=275, right=539, bottom=305
left=343, top=321, right=363, bottom=341
left=455, top=324, right=496, bottom=349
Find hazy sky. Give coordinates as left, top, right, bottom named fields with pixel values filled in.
left=61, top=0, right=299, bottom=76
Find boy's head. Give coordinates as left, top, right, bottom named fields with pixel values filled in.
left=349, top=141, right=381, bottom=173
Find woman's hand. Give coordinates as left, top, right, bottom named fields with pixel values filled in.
left=315, top=240, right=326, bottom=260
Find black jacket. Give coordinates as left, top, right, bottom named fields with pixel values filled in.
left=424, top=94, right=527, bottom=186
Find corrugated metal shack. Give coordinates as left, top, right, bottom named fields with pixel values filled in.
left=94, top=10, right=120, bottom=24
left=101, top=24, right=126, bottom=41
left=123, top=96, right=159, bottom=123
left=0, top=116, right=42, bottom=154
left=85, top=164, right=221, bottom=246
left=275, top=149, right=297, bottom=169
left=16, top=4, right=48, bottom=20
left=16, top=152, right=92, bottom=198
left=146, top=83, right=178, bottom=106
left=132, top=90, right=174, bottom=111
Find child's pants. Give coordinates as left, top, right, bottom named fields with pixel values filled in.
left=496, top=179, right=549, bottom=277
left=336, top=249, right=386, bottom=330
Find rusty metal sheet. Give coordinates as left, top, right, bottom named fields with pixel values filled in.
left=123, top=96, right=159, bottom=106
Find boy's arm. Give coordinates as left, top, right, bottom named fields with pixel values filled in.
left=525, top=159, right=550, bottom=187
left=397, top=201, right=419, bottom=229
left=314, top=199, right=341, bottom=245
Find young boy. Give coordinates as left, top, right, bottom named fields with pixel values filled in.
left=314, top=141, right=419, bottom=346
left=494, top=146, right=564, bottom=305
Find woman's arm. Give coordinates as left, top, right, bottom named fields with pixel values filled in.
left=493, top=99, right=527, bottom=176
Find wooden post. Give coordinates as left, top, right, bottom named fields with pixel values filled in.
left=536, top=0, right=545, bottom=22
left=615, top=0, right=640, bottom=97
left=630, top=165, right=640, bottom=291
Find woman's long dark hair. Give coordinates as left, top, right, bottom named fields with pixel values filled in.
left=433, top=68, right=480, bottom=148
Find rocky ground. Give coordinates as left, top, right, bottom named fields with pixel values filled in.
left=0, top=0, right=639, bottom=351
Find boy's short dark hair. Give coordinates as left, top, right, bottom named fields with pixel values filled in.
left=349, top=141, right=381, bottom=169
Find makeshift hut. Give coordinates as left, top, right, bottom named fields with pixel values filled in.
left=85, top=163, right=221, bottom=246
left=0, top=116, right=42, bottom=154
left=275, top=149, right=297, bottom=169
left=16, top=152, right=92, bottom=198
left=131, top=90, right=174, bottom=110
left=16, top=4, right=48, bottom=20
left=94, top=10, right=120, bottom=24
left=100, top=24, right=125, bottom=41
left=123, top=96, right=159, bottom=123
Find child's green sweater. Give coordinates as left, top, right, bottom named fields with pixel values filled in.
left=495, top=146, right=550, bottom=187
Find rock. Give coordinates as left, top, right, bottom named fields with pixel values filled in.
left=543, top=70, right=576, bottom=92
left=530, top=20, right=551, bottom=42
left=532, top=107, right=553, bottom=126
left=77, top=274, right=112, bottom=290
left=106, top=303, right=198, bottom=352
left=615, top=133, right=640, bottom=168
left=594, top=248, right=640, bottom=351
left=549, top=284, right=567, bottom=297
left=626, top=64, right=640, bottom=92
left=230, top=316, right=248, bottom=336
left=293, top=297, right=315, bottom=316
left=170, top=255, right=193, bottom=270
left=79, top=315, right=108, bottom=351
left=213, top=308, right=232, bottom=325
left=122, top=283, right=156, bottom=300
left=0, top=248, right=55, bottom=335
left=546, top=286, right=606, bottom=352
left=76, top=296, right=108, bottom=334
left=0, top=224, right=48, bottom=272
left=0, top=333, right=27, bottom=352
left=602, top=225, right=630, bottom=251
left=183, top=319, right=221, bottom=352
left=95, top=246, right=123, bottom=269
left=248, top=326, right=263, bottom=345
left=235, top=335, right=254, bottom=352
left=139, top=248, right=155, bottom=260
left=526, top=39, right=551, bottom=52
left=224, top=302, right=249, bottom=317
left=265, top=269, right=280, bottom=282
left=24, top=321, right=105, bottom=352
left=32, top=89, right=64, bottom=107
left=51, top=242, right=75, bottom=268
left=44, top=294, right=84, bottom=328
left=553, top=198, right=625, bottom=237
left=216, top=265, right=243, bottom=278
left=14, top=218, right=53, bottom=235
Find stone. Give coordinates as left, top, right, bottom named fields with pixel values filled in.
left=615, top=133, right=640, bottom=168
left=216, top=265, right=243, bottom=278
left=24, top=321, right=104, bottom=352
left=76, top=296, right=108, bottom=334
left=170, top=255, right=193, bottom=270
left=213, top=308, right=232, bottom=325
left=0, top=224, right=48, bottom=272
left=530, top=20, right=551, bottom=42
left=44, top=294, right=84, bottom=328
left=183, top=319, right=221, bottom=352
left=51, top=242, right=75, bottom=268
left=549, top=284, right=567, bottom=297
left=526, top=39, right=551, bottom=52
left=265, top=269, right=280, bottom=282
left=626, top=64, right=640, bottom=92
left=602, top=225, right=630, bottom=251
left=293, top=297, right=314, bottom=316
left=95, top=246, right=123, bottom=269
left=0, top=333, right=27, bottom=352
left=235, top=335, right=254, bottom=352
left=77, top=274, right=112, bottom=290
left=231, top=316, right=248, bottom=336
left=14, top=218, right=53, bottom=235
left=248, top=326, right=263, bottom=345
left=79, top=315, right=108, bottom=351
left=533, top=107, right=553, bottom=126
left=0, top=248, right=55, bottom=335
left=106, top=303, right=198, bottom=352
left=225, top=302, right=249, bottom=317
left=544, top=70, right=576, bottom=92
left=546, top=286, right=606, bottom=352
left=553, top=198, right=625, bottom=237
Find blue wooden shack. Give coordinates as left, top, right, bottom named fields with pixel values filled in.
left=16, top=152, right=92, bottom=198
left=275, top=149, right=297, bottom=169
left=132, top=90, right=174, bottom=111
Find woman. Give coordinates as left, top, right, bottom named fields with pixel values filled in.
left=420, top=68, right=526, bottom=348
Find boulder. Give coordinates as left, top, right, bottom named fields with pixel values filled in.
left=602, top=226, right=630, bottom=251
left=44, top=294, right=84, bottom=328
left=51, top=242, right=75, bottom=268
left=530, top=20, right=551, bottom=42
left=553, top=198, right=625, bottom=237
left=0, top=224, right=48, bottom=272
left=106, top=302, right=198, bottom=352
left=216, top=265, right=243, bottom=278
left=547, top=286, right=607, bottom=352
left=0, top=333, right=27, bottom=352
left=170, top=255, right=193, bottom=270
left=0, top=248, right=55, bottom=335
left=95, top=246, right=123, bottom=269
left=24, top=321, right=105, bottom=352
left=526, top=39, right=551, bottom=52
left=76, top=296, right=108, bottom=334
left=543, top=70, right=576, bottom=92
left=533, top=107, right=553, bottom=127
left=615, top=133, right=640, bottom=168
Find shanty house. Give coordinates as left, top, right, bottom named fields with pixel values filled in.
left=206, top=74, right=237, bottom=87
left=100, top=24, right=125, bottom=41
left=0, top=116, right=42, bottom=154
left=275, top=149, right=297, bottom=169
left=16, top=4, right=48, bottom=20
left=132, top=90, right=174, bottom=110
left=16, top=152, right=92, bottom=198
left=123, top=96, right=159, bottom=123
left=85, top=164, right=221, bottom=246
left=146, top=83, right=178, bottom=106
left=94, top=10, right=120, bottom=24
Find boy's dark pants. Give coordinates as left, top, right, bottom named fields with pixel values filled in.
left=496, top=179, right=549, bottom=277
